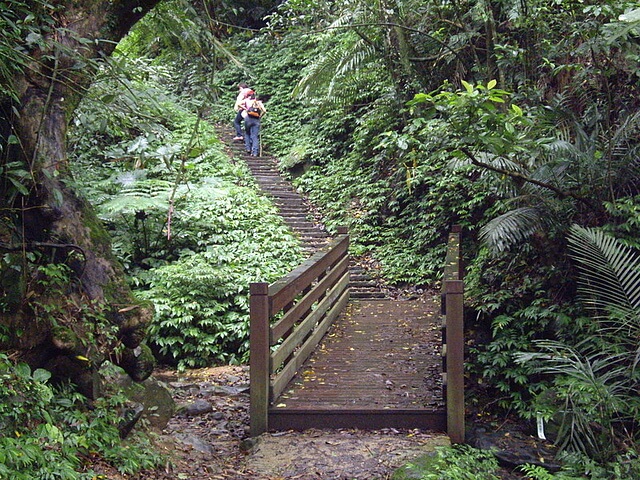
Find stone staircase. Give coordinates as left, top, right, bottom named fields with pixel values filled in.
left=217, top=124, right=388, bottom=299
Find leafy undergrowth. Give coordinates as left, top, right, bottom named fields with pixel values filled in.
left=0, top=355, right=163, bottom=480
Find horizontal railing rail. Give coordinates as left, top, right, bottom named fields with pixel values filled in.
left=250, top=228, right=350, bottom=436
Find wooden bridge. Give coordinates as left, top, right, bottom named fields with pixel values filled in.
left=249, top=228, right=464, bottom=443
left=218, top=126, right=465, bottom=443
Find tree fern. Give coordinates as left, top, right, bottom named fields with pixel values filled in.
left=99, top=179, right=174, bottom=218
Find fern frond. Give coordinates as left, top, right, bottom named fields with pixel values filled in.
left=480, top=206, right=546, bottom=253
left=99, top=179, right=174, bottom=216
left=293, top=49, right=346, bottom=98
left=567, top=225, right=640, bottom=323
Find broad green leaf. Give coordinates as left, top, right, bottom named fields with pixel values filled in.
left=408, top=92, right=430, bottom=105
left=8, top=177, right=29, bottom=195
left=32, top=368, right=51, bottom=383
left=619, top=8, right=640, bottom=22
left=188, top=146, right=205, bottom=158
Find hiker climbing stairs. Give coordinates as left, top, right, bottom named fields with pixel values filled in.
left=217, top=124, right=388, bottom=299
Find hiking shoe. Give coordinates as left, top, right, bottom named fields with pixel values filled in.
left=233, top=136, right=243, bottom=141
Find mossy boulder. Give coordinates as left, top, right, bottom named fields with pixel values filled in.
left=391, top=453, right=440, bottom=480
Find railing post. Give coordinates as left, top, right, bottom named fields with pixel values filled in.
left=336, top=226, right=350, bottom=300
left=451, top=225, right=463, bottom=279
left=445, top=279, right=464, bottom=444
left=250, top=282, right=270, bottom=437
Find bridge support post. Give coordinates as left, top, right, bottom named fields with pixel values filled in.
left=250, top=282, right=270, bottom=437
left=445, top=279, right=465, bottom=444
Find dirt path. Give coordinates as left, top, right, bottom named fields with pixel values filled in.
left=128, top=366, right=450, bottom=479
left=242, top=429, right=449, bottom=479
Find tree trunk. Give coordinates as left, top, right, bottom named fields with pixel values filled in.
left=1, top=0, right=161, bottom=397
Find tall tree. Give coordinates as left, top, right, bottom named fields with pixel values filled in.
left=1, top=0, right=162, bottom=397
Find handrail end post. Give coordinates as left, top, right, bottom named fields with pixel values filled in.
left=250, top=282, right=270, bottom=436
left=445, top=279, right=465, bottom=444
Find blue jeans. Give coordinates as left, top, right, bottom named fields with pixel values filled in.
left=244, top=116, right=261, bottom=155
left=233, top=111, right=244, bottom=136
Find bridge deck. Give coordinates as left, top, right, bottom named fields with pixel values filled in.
left=269, top=298, right=446, bottom=431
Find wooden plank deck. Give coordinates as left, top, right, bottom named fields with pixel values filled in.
left=269, top=297, right=446, bottom=431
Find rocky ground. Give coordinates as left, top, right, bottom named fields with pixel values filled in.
left=105, top=365, right=453, bottom=479
left=91, top=365, right=557, bottom=479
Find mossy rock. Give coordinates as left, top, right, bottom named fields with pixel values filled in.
left=51, top=324, right=80, bottom=351
left=118, top=343, right=156, bottom=381
left=392, top=444, right=502, bottom=480
left=391, top=453, right=440, bottom=480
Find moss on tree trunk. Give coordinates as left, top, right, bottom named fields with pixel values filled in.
left=1, top=0, right=161, bottom=398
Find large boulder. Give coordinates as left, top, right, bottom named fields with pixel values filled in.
left=114, top=371, right=176, bottom=432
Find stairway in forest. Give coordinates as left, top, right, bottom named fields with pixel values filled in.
left=217, top=124, right=388, bottom=299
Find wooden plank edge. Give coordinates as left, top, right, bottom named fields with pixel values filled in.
left=268, top=409, right=447, bottom=432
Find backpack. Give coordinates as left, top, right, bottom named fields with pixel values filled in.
left=247, top=105, right=262, bottom=118
left=245, top=97, right=263, bottom=118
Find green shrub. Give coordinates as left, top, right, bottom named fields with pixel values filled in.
left=141, top=214, right=302, bottom=369
left=393, top=445, right=501, bottom=480
left=0, top=355, right=161, bottom=479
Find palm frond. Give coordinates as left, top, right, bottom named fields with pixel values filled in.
left=479, top=206, right=547, bottom=254
left=482, top=152, right=530, bottom=174
left=334, top=40, right=378, bottom=79
left=608, top=110, right=640, bottom=196
left=292, top=49, right=345, bottom=98
left=540, top=138, right=578, bottom=161
left=522, top=160, right=575, bottom=198
left=567, top=225, right=640, bottom=324
left=327, top=12, right=356, bottom=30
left=516, top=340, right=632, bottom=458
left=449, top=152, right=523, bottom=198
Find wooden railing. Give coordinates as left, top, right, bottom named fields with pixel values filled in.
left=249, top=228, right=351, bottom=436
left=441, top=225, right=465, bottom=443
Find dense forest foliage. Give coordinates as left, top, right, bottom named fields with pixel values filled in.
left=2, top=0, right=640, bottom=477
